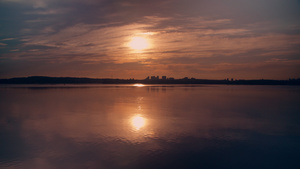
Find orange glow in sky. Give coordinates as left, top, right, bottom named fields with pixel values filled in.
left=1, top=0, right=300, bottom=80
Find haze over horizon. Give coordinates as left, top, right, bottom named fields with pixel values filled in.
left=1, top=0, right=300, bottom=80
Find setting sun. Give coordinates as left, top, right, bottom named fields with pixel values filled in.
left=129, top=36, right=149, bottom=50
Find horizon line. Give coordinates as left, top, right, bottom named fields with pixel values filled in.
left=1, top=75, right=300, bottom=81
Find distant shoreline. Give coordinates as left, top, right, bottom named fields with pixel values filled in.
left=0, top=76, right=299, bottom=85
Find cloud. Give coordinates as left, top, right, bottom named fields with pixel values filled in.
left=0, top=0, right=300, bottom=79
left=1, top=38, right=15, bottom=41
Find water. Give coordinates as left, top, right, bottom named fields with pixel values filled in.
left=0, top=84, right=299, bottom=169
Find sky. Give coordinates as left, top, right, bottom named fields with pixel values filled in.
left=0, top=0, right=300, bottom=79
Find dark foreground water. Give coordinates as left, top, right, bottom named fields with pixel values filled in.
left=0, top=84, right=300, bottom=169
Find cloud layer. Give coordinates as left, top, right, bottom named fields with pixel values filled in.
left=1, top=0, right=300, bottom=79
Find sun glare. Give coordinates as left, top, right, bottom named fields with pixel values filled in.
left=129, top=36, right=149, bottom=50
left=131, top=115, right=146, bottom=130
left=133, top=83, right=145, bottom=87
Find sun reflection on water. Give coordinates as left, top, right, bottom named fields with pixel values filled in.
left=133, top=84, right=145, bottom=87
left=131, top=114, right=146, bottom=130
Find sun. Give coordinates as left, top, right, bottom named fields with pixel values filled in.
left=129, top=36, right=149, bottom=50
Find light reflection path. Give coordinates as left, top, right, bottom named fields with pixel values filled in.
left=131, top=114, right=146, bottom=130
left=133, top=83, right=145, bottom=87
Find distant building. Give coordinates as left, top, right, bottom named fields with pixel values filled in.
left=168, top=77, right=174, bottom=80
left=162, top=76, right=167, bottom=80
left=183, top=77, right=189, bottom=80
left=148, top=76, right=162, bottom=80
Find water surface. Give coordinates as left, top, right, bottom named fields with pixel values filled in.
left=0, top=84, right=300, bottom=169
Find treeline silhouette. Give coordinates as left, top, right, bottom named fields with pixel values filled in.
left=0, top=76, right=300, bottom=85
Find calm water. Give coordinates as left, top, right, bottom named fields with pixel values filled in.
left=0, top=84, right=300, bottom=169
